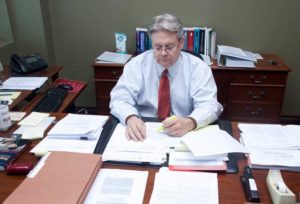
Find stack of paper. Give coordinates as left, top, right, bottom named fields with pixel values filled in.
left=238, top=123, right=300, bottom=171
left=0, top=77, right=48, bottom=90
left=0, top=92, right=21, bottom=105
left=30, top=114, right=108, bottom=156
left=169, top=125, right=249, bottom=171
left=84, top=169, right=148, bottom=204
left=47, top=114, right=108, bottom=140
left=96, top=51, right=132, bottom=64
left=217, top=45, right=261, bottom=68
left=150, top=168, right=218, bottom=204
left=103, top=122, right=182, bottom=165
left=13, top=112, right=55, bottom=140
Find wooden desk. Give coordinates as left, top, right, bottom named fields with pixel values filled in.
left=91, top=54, right=290, bottom=122
left=1, top=119, right=299, bottom=203
left=21, top=79, right=87, bottom=113
left=1, top=65, right=63, bottom=110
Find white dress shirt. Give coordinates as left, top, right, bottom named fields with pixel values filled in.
left=109, top=50, right=223, bottom=128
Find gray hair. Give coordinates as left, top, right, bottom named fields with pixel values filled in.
left=148, top=14, right=184, bottom=41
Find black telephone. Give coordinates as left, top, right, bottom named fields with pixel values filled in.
left=10, top=53, right=48, bottom=74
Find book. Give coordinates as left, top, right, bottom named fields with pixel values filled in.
left=3, top=151, right=102, bottom=204
left=0, top=137, right=31, bottom=171
left=186, top=27, right=194, bottom=51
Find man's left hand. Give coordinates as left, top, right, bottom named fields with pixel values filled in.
left=162, top=116, right=196, bottom=137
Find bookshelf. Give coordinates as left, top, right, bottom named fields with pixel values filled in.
left=135, top=27, right=216, bottom=57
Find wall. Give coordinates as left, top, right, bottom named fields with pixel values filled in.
left=4, top=0, right=300, bottom=116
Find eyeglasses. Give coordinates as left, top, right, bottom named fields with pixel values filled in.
left=152, top=43, right=178, bottom=53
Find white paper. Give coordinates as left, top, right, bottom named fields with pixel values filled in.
left=182, top=125, right=249, bottom=157
left=84, top=169, right=148, bottom=204
left=47, top=114, right=108, bottom=140
left=96, top=51, right=132, bottom=64
left=9, top=111, right=26, bottom=121
left=18, top=112, right=50, bottom=126
left=238, top=123, right=300, bottom=149
left=103, top=122, right=181, bottom=164
left=30, top=136, right=100, bottom=156
left=150, top=168, right=218, bottom=204
left=0, top=77, right=48, bottom=90
left=249, top=149, right=300, bottom=167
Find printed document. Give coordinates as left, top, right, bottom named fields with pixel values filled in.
left=150, top=168, right=218, bottom=204
left=238, top=123, right=300, bottom=171
left=182, top=125, right=249, bottom=157
left=0, top=77, right=48, bottom=90
left=47, top=114, right=108, bottom=140
left=96, top=51, right=132, bottom=64
left=84, top=169, right=148, bottom=204
left=103, top=122, right=181, bottom=164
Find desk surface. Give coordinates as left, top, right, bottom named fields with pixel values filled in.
left=1, top=65, right=62, bottom=110
left=0, top=119, right=299, bottom=204
left=21, top=79, right=87, bottom=113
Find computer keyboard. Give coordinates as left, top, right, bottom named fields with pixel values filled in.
left=33, top=86, right=68, bottom=112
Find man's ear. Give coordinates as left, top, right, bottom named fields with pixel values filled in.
left=179, top=36, right=185, bottom=49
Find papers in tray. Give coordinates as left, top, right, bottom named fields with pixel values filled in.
left=14, top=112, right=53, bottom=140
left=0, top=91, right=21, bottom=105
left=84, top=169, right=148, bottom=204
left=0, top=77, right=48, bottom=90
left=238, top=123, right=300, bottom=171
left=169, top=125, right=248, bottom=171
left=96, top=51, right=132, bottom=64
left=217, top=45, right=260, bottom=68
left=30, top=114, right=108, bottom=156
left=47, top=114, right=108, bottom=140
left=150, top=168, right=218, bottom=204
left=103, top=122, right=182, bottom=165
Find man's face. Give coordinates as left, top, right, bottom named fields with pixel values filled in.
left=151, top=31, right=184, bottom=68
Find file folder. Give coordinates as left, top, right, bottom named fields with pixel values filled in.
left=4, top=151, right=102, bottom=204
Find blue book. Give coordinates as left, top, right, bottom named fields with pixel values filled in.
left=183, top=30, right=188, bottom=50
left=194, top=28, right=200, bottom=54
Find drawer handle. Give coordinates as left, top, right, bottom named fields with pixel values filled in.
left=248, top=91, right=265, bottom=99
left=246, top=107, right=262, bottom=116
left=250, top=75, right=267, bottom=84
left=112, top=70, right=120, bottom=79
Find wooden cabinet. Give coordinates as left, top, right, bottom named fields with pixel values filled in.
left=91, top=54, right=290, bottom=122
left=212, top=54, right=290, bottom=123
left=91, top=62, right=124, bottom=115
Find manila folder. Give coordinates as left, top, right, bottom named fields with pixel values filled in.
left=4, top=151, right=102, bottom=204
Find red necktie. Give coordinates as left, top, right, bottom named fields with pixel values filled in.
left=157, top=70, right=170, bottom=119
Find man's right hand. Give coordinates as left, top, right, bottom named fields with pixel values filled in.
left=125, top=115, right=146, bottom=142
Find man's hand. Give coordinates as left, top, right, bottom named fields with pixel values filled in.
left=162, top=116, right=196, bottom=137
left=125, top=115, right=146, bottom=142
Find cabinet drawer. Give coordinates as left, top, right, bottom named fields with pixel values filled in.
left=96, top=96, right=110, bottom=115
left=95, top=81, right=117, bottom=97
left=94, top=69, right=123, bottom=80
left=228, top=102, right=281, bottom=122
left=230, top=85, right=285, bottom=102
left=230, top=72, right=288, bottom=85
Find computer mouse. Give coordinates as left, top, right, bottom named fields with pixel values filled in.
left=57, top=84, right=73, bottom=90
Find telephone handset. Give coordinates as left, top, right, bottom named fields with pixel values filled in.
left=10, top=53, right=48, bottom=74
left=266, top=169, right=296, bottom=204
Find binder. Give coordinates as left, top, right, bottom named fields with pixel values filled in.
left=4, top=151, right=102, bottom=204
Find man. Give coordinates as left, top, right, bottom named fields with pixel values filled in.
left=110, top=13, right=223, bottom=141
